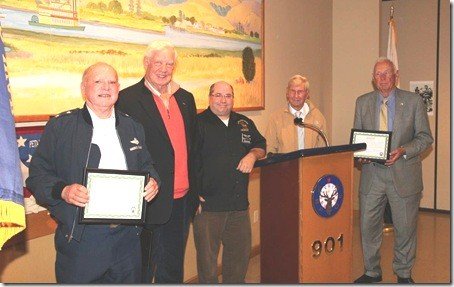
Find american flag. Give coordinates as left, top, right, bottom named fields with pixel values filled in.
left=16, top=126, right=47, bottom=214
left=0, top=24, right=26, bottom=249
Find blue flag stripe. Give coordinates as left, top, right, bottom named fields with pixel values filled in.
left=0, top=26, right=24, bottom=206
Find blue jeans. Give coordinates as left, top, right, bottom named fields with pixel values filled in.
left=141, top=194, right=190, bottom=283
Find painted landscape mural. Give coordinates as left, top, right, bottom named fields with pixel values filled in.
left=0, top=0, right=263, bottom=119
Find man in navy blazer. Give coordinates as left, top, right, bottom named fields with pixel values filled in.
left=353, top=58, right=433, bottom=284
left=116, top=40, right=198, bottom=283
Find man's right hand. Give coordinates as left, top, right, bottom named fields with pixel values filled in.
left=61, top=184, right=89, bottom=207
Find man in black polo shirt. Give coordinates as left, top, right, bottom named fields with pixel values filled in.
left=193, top=81, right=266, bottom=283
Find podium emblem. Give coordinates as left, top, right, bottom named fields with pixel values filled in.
left=312, top=174, right=344, bottom=218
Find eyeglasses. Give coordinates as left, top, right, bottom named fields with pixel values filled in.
left=210, top=93, right=234, bottom=100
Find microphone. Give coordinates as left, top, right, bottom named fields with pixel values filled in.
left=294, top=117, right=303, bottom=125
left=293, top=117, right=330, bottom=147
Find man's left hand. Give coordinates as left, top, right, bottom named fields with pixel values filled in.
left=143, top=178, right=159, bottom=202
left=385, top=146, right=405, bottom=166
left=237, top=153, right=257, bottom=173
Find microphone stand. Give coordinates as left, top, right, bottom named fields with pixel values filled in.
left=294, top=117, right=330, bottom=147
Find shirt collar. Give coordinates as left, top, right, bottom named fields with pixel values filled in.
left=144, top=79, right=171, bottom=97
left=288, top=103, right=309, bottom=117
left=378, top=88, right=396, bottom=103
left=87, top=105, right=116, bottom=126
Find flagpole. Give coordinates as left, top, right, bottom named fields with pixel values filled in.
left=387, top=5, right=399, bottom=87
left=383, top=4, right=398, bottom=233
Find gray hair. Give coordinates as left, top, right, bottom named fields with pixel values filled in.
left=287, top=75, right=310, bottom=92
left=373, top=57, right=397, bottom=74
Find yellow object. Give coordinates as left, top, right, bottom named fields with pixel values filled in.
left=0, top=200, right=26, bottom=250
left=379, top=98, right=388, bottom=131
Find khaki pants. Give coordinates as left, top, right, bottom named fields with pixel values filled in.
left=193, top=210, right=251, bottom=283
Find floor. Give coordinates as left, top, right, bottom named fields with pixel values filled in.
left=239, top=211, right=451, bottom=284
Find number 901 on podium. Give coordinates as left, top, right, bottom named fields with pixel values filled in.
left=311, top=233, right=344, bottom=258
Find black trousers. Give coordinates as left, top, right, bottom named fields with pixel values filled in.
left=141, top=195, right=190, bottom=283
left=56, top=225, right=141, bottom=283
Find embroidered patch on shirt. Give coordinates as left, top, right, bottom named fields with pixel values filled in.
left=242, top=133, right=251, bottom=144
left=130, top=137, right=142, bottom=151
left=237, top=119, right=249, bottom=132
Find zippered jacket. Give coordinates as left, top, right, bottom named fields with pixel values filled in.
left=265, top=99, right=327, bottom=153
left=26, top=105, right=160, bottom=242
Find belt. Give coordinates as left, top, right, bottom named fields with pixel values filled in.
left=372, top=162, right=389, bottom=169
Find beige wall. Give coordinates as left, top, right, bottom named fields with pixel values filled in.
left=0, top=234, right=55, bottom=283
left=245, top=0, right=332, bottom=134
left=332, top=0, right=380, bottom=145
left=1, top=0, right=450, bottom=283
left=380, top=0, right=436, bottom=209
left=436, top=0, right=450, bottom=210
left=379, top=0, right=450, bottom=210
left=332, top=0, right=380, bottom=210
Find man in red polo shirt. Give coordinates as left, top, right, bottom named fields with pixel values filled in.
left=116, top=40, right=198, bottom=283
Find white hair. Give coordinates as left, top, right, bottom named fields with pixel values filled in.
left=144, top=40, right=178, bottom=60
left=287, top=74, right=310, bottom=92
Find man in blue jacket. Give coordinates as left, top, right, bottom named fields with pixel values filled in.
left=26, top=62, right=160, bottom=283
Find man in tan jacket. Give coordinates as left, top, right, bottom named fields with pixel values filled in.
left=265, top=75, right=327, bottom=153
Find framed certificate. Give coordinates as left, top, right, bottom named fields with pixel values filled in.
left=350, top=129, right=392, bottom=163
left=79, top=168, right=149, bottom=225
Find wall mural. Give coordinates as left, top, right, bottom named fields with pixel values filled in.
left=1, top=0, right=263, bottom=121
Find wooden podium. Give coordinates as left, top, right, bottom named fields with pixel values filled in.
left=255, top=144, right=365, bottom=283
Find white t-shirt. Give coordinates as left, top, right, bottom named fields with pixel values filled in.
left=87, top=107, right=127, bottom=170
